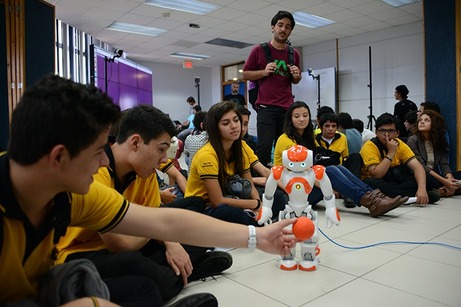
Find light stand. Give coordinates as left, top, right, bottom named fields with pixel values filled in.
left=194, top=76, right=200, bottom=106
left=366, top=46, right=376, bottom=130
left=308, top=68, right=321, bottom=110
left=104, top=49, right=124, bottom=93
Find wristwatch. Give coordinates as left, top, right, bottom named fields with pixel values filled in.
left=248, top=225, right=257, bottom=252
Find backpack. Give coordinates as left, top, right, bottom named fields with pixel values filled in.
left=248, top=42, right=294, bottom=111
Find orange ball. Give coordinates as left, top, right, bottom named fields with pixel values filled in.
left=292, top=217, right=315, bottom=241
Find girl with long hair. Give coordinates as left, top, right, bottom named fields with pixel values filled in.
left=273, top=101, right=408, bottom=217
left=185, top=101, right=261, bottom=225
left=407, top=110, right=461, bottom=196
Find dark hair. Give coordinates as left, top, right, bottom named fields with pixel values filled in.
left=193, top=105, right=202, bottom=112
left=316, top=106, right=334, bottom=120
left=395, top=85, right=409, bottom=98
left=271, top=10, right=295, bottom=29
left=404, top=111, right=418, bottom=125
left=351, top=119, right=364, bottom=133
left=283, top=101, right=315, bottom=149
left=375, top=112, right=399, bottom=130
left=206, top=101, right=244, bottom=188
left=192, top=111, right=207, bottom=132
left=414, top=110, right=448, bottom=153
left=187, top=96, right=195, bottom=103
left=420, top=101, right=440, bottom=113
left=236, top=104, right=251, bottom=117
left=116, top=105, right=177, bottom=144
left=8, top=75, right=120, bottom=165
left=319, top=113, right=338, bottom=127
left=338, top=112, right=353, bottom=129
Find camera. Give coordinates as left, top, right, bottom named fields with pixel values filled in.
left=194, top=76, right=200, bottom=84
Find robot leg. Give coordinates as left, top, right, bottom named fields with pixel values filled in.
left=278, top=246, right=298, bottom=270
left=277, top=208, right=298, bottom=270
left=298, top=212, right=320, bottom=271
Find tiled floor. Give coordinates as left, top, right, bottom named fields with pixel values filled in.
left=167, top=196, right=461, bottom=307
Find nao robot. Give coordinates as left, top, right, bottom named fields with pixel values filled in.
left=257, top=145, right=341, bottom=271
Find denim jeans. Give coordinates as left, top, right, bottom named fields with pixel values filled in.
left=326, top=165, right=373, bottom=204
left=256, top=105, right=287, bottom=167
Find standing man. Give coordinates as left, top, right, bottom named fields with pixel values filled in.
left=393, top=84, right=417, bottom=140
left=224, top=82, right=246, bottom=106
left=243, top=10, right=302, bottom=167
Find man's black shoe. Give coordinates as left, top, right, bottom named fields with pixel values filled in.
left=427, top=190, right=441, bottom=204
left=188, top=251, right=233, bottom=282
left=169, top=293, right=218, bottom=307
left=343, top=197, right=356, bottom=208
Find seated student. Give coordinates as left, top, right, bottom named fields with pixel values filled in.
left=360, top=112, right=440, bottom=205
left=185, top=101, right=262, bottom=226
left=337, top=112, right=362, bottom=154
left=237, top=105, right=287, bottom=220
left=1, top=75, right=298, bottom=305
left=352, top=118, right=376, bottom=146
left=184, top=111, right=208, bottom=171
left=178, top=105, right=202, bottom=143
left=56, top=105, right=233, bottom=304
left=274, top=101, right=407, bottom=217
left=403, top=110, right=418, bottom=140
left=315, top=113, right=362, bottom=179
left=407, top=110, right=461, bottom=197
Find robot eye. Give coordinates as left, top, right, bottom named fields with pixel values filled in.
left=289, top=162, right=294, bottom=168
left=301, top=162, right=306, bottom=167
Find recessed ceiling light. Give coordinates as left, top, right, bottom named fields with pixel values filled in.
left=145, top=0, right=218, bottom=15
left=293, top=11, right=335, bottom=29
left=107, top=22, right=166, bottom=37
left=381, top=0, right=420, bottom=7
left=170, top=52, right=209, bottom=60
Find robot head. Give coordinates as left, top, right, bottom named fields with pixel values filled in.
left=282, top=145, right=313, bottom=172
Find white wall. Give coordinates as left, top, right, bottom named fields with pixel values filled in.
left=302, top=21, right=424, bottom=129
left=138, top=61, right=214, bottom=122
left=140, top=21, right=424, bottom=135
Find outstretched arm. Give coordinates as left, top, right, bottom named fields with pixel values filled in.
left=110, top=204, right=297, bottom=255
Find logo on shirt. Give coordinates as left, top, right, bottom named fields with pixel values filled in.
left=274, top=60, right=289, bottom=77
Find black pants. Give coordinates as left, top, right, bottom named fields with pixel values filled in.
left=363, top=166, right=418, bottom=198
left=343, top=153, right=363, bottom=179
left=67, top=243, right=208, bottom=302
left=256, top=105, right=287, bottom=167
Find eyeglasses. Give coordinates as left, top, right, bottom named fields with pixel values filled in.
left=377, top=129, right=397, bottom=135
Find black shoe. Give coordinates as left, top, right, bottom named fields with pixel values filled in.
left=188, top=251, right=233, bottom=282
left=343, top=197, right=356, bottom=208
left=427, top=190, right=441, bottom=204
left=169, top=293, right=218, bottom=307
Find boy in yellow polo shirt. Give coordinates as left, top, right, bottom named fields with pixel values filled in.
left=0, top=75, right=297, bottom=305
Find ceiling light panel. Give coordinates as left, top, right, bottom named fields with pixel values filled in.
left=293, top=11, right=335, bottom=29
left=381, top=0, right=420, bottom=7
left=108, top=22, right=167, bottom=36
left=145, top=0, right=219, bottom=15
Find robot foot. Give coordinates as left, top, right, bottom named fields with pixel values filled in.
left=299, top=259, right=319, bottom=271
left=277, top=259, right=298, bottom=271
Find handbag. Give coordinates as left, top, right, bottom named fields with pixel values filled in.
left=223, top=174, right=252, bottom=199
left=313, top=146, right=341, bottom=166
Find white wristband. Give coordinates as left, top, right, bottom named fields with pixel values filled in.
left=248, top=225, right=257, bottom=252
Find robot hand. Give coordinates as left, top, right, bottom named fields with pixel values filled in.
left=256, top=194, right=273, bottom=225
left=325, top=207, right=341, bottom=228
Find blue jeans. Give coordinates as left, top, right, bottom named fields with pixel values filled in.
left=326, top=165, right=373, bottom=205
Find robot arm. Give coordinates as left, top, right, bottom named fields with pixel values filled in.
left=256, top=166, right=283, bottom=225
left=312, top=165, right=341, bottom=228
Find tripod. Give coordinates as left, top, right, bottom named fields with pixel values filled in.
left=366, top=46, right=376, bottom=130
left=308, top=68, right=320, bottom=109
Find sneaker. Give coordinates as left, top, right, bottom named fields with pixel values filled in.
left=343, top=197, right=356, bottom=208
left=169, top=293, right=218, bottom=307
left=188, top=251, right=233, bottom=282
left=427, top=190, right=441, bottom=204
